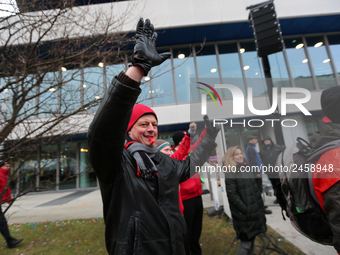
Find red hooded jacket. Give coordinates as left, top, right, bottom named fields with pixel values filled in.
left=0, top=167, right=12, bottom=203
left=172, top=129, right=207, bottom=201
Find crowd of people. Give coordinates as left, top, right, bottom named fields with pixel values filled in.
left=86, top=17, right=340, bottom=255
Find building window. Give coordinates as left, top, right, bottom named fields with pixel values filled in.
left=83, top=66, right=104, bottom=112
left=224, top=127, right=241, bottom=149
left=157, top=132, right=175, bottom=147
left=151, top=48, right=174, bottom=106
left=195, top=44, right=223, bottom=99
left=40, top=144, right=57, bottom=190
left=327, top=34, right=340, bottom=78
left=80, top=141, right=97, bottom=188
left=173, top=46, right=197, bottom=103
left=17, top=148, right=39, bottom=193
left=218, top=42, right=245, bottom=99
left=284, top=38, right=314, bottom=90
left=305, top=36, right=336, bottom=90
left=268, top=51, right=291, bottom=91
left=239, top=41, right=267, bottom=97
left=138, top=77, right=152, bottom=106
left=106, top=63, right=126, bottom=88
left=59, top=142, right=77, bottom=190
left=18, top=74, right=38, bottom=118
left=61, top=68, right=82, bottom=114
left=38, top=72, right=59, bottom=117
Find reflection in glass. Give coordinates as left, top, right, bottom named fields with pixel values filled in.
left=305, top=36, right=336, bottom=90
left=83, top=66, right=104, bottom=112
left=59, top=143, right=77, bottom=190
left=40, top=145, right=57, bottom=190
left=195, top=45, right=224, bottom=100
left=327, top=34, right=340, bottom=79
left=224, top=127, right=240, bottom=149
left=239, top=42, right=267, bottom=97
left=138, top=79, right=152, bottom=106
left=284, top=38, right=314, bottom=90
left=16, top=148, right=39, bottom=192
left=18, top=75, right=37, bottom=118
left=268, top=52, right=291, bottom=91
left=218, top=43, right=245, bottom=99
left=61, top=69, right=82, bottom=113
left=39, top=72, right=59, bottom=117
left=151, top=50, right=174, bottom=106
left=80, top=141, right=97, bottom=188
left=106, top=63, right=126, bottom=88
left=173, top=46, right=198, bottom=103
left=8, top=158, right=19, bottom=195
left=0, top=77, right=15, bottom=120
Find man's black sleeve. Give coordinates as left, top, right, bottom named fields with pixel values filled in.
left=87, top=73, right=141, bottom=185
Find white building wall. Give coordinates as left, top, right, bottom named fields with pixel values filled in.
left=2, top=0, right=340, bottom=45
left=118, top=0, right=340, bottom=31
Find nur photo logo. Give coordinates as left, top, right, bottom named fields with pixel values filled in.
left=197, top=82, right=312, bottom=128
left=196, top=82, right=222, bottom=115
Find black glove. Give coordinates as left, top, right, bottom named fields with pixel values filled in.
left=131, top=18, right=171, bottom=76
left=204, top=115, right=221, bottom=140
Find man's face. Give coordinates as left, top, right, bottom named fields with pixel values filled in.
left=128, top=114, right=158, bottom=147
left=264, top=139, right=271, bottom=145
left=250, top=138, right=258, bottom=144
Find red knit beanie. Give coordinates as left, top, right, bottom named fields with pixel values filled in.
left=127, top=104, right=158, bottom=132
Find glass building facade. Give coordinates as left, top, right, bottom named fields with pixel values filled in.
left=4, top=33, right=340, bottom=193
left=5, top=34, right=338, bottom=115
left=9, top=139, right=97, bottom=195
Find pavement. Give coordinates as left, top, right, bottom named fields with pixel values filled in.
left=4, top=180, right=337, bottom=255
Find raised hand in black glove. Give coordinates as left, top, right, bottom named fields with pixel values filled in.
left=131, top=18, right=171, bottom=76
left=204, top=115, right=221, bottom=140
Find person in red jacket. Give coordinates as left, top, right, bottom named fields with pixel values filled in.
left=0, top=161, right=23, bottom=248
left=172, top=121, right=208, bottom=255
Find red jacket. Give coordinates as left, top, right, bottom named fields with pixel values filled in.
left=312, top=148, right=340, bottom=212
left=0, top=167, right=11, bottom=203
left=173, top=129, right=207, bottom=201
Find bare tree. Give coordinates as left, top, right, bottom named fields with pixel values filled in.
left=0, top=0, right=201, bottom=213
left=0, top=0, right=148, bottom=205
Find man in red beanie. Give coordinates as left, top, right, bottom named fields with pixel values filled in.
left=87, top=18, right=219, bottom=255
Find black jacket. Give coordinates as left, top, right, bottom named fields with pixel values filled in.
left=87, top=75, right=216, bottom=255
left=225, top=166, right=267, bottom=240
left=259, top=137, right=282, bottom=178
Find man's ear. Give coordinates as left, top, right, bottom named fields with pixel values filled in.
left=127, top=130, right=131, bottom=136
